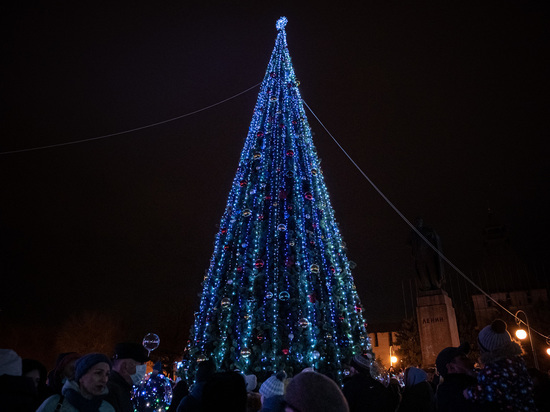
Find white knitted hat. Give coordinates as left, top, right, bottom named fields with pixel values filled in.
left=478, top=319, right=512, bottom=353
left=0, top=349, right=22, bottom=376
left=259, top=371, right=286, bottom=398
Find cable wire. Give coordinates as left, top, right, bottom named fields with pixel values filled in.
left=302, top=99, right=549, bottom=342
left=0, top=82, right=262, bottom=155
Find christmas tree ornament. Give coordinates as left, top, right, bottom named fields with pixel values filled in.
left=278, top=291, right=290, bottom=301
left=221, top=298, right=231, bottom=308
left=310, top=264, right=320, bottom=274
left=298, top=318, right=309, bottom=328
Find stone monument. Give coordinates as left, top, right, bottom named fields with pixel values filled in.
left=410, top=219, right=460, bottom=366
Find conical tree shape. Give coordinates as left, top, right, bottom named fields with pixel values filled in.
left=182, top=17, right=372, bottom=383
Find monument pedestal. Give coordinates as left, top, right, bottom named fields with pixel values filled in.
left=416, top=289, right=460, bottom=367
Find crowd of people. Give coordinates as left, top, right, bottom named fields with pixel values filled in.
left=1, top=319, right=549, bottom=411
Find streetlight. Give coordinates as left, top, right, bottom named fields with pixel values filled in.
left=389, top=346, right=397, bottom=368
left=515, top=310, right=538, bottom=369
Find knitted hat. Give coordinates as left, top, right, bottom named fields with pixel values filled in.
left=0, top=349, right=22, bottom=376
left=350, top=354, right=371, bottom=375
left=259, top=371, right=286, bottom=398
left=244, top=374, right=257, bottom=392
left=404, top=367, right=427, bottom=387
left=478, top=319, right=512, bottom=353
left=435, top=342, right=470, bottom=377
left=284, top=371, right=349, bottom=412
left=196, top=358, right=216, bottom=382
left=74, top=353, right=112, bottom=382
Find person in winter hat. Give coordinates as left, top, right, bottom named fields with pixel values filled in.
left=37, top=352, right=115, bottom=412
left=201, top=371, right=247, bottom=412
left=464, top=319, right=537, bottom=411
left=0, top=349, right=36, bottom=411
left=342, top=354, right=394, bottom=412
left=176, top=358, right=216, bottom=412
left=284, top=370, right=348, bottom=412
left=397, top=367, right=435, bottom=412
left=105, top=342, right=149, bottom=412
left=47, top=352, right=81, bottom=396
left=259, top=371, right=286, bottom=412
left=435, top=343, right=483, bottom=412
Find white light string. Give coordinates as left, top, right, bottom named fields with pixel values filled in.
left=0, top=82, right=262, bottom=155
left=302, top=99, right=550, bottom=343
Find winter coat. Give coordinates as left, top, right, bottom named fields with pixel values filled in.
left=36, top=380, right=115, bottom=412
left=176, top=381, right=206, bottom=412
left=436, top=373, right=488, bottom=412
left=342, top=372, right=394, bottom=412
left=398, top=381, right=435, bottom=412
left=104, top=371, right=134, bottom=412
left=465, top=341, right=537, bottom=411
left=259, top=394, right=285, bottom=412
left=0, top=374, right=36, bottom=412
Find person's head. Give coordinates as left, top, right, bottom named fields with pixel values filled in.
left=201, top=371, right=247, bottom=412
left=477, top=319, right=512, bottom=354
left=284, top=370, right=349, bottom=412
left=22, top=359, right=47, bottom=389
left=349, top=354, right=371, bottom=376
left=74, top=353, right=112, bottom=398
left=259, top=371, right=286, bottom=402
left=436, top=342, right=473, bottom=378
left=244, top=373, right=257, bottom=392
left=112, top=342, right=149, bottom=385
left=57, top=352, right=80, bottom=381
left=195, top=358, right=216, bottom=383
left=404, top=367, right=427, bottom=387
left=0, top=349, right=22, bottom=376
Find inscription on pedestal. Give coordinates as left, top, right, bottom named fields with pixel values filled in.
left=416, top=289, right=460, bottom=367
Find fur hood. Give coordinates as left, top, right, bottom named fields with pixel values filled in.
left=479, top=340, right=523, bottom=364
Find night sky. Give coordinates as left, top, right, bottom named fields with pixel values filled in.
left=2, top=2, right=549, bottom=365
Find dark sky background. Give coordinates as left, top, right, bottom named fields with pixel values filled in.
left=1, top=2, right=549, bottom=366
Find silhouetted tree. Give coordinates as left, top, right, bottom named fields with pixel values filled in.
left=55, top=311, right=122, bottom=354
left=394, top=317, right=422, bottom=367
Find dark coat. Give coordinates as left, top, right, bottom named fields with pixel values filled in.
left=0, top=375, right=36, bottom=412
left=259, top=394, right=285, bottom=412
left=176, top=381, right=205, bottom=412
left=342, top=372, right=394, bottom=412
left=436, top=373, right=488, bottom=412
left=104, top=370, right=134, bottom=412
left=398, top=381, right=435, bottom=412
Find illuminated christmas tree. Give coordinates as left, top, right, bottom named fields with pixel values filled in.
left=182, top=17, right=372, bottom=383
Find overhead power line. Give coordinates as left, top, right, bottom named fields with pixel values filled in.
left=0, top=82, right=262, bottom=155
left=303, top=99, right=549, bottom=343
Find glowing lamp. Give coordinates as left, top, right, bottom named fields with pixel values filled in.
left=516, top=329, right=528, bottom=340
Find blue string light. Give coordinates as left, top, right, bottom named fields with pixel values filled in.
left=182, top=17, right=372, bottom=384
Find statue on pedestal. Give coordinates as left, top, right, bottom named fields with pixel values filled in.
left=409, top=218, right=445, bottom=291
